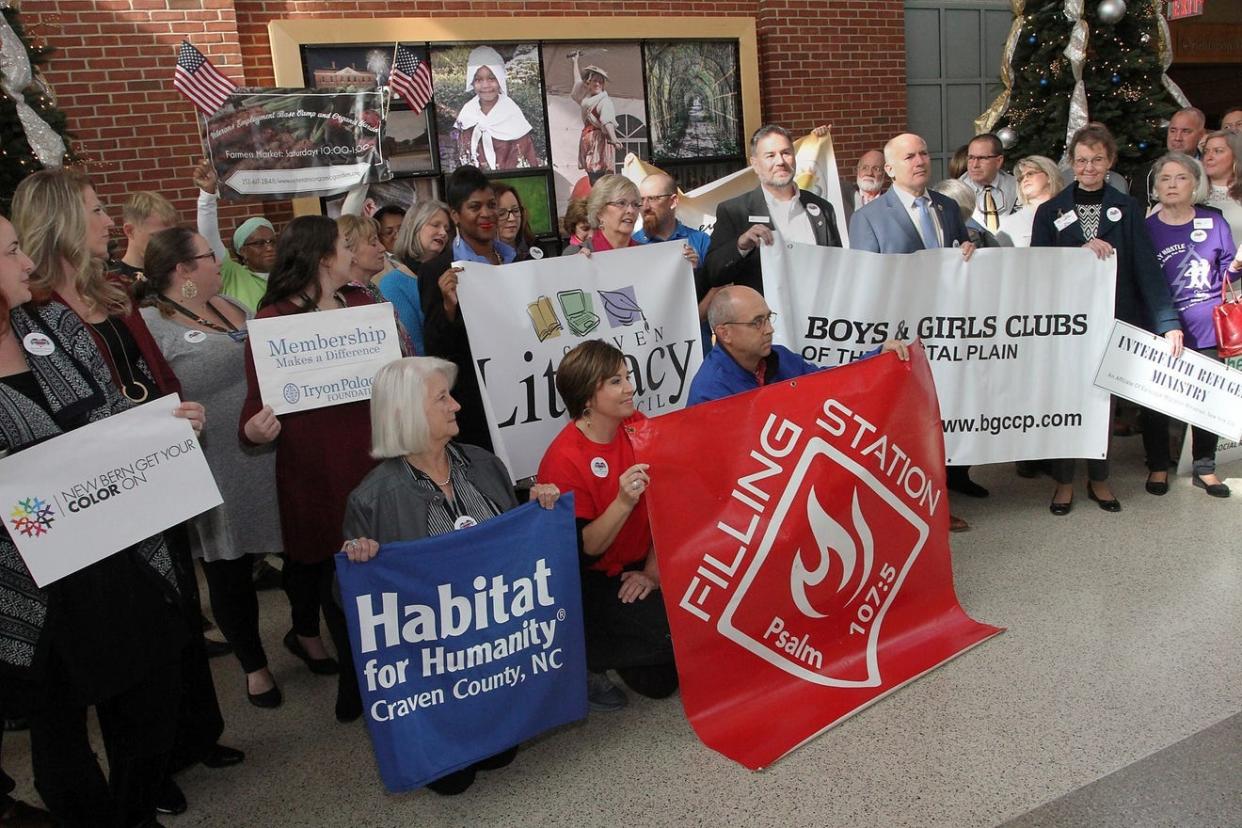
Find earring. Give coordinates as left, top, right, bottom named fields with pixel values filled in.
left=181, top=280, right=198, bottom=300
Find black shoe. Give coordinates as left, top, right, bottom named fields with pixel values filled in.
left=201, top=743, right=245, bottom=769
left=204, top=637, right=233, bottom=659
left=247, top=680, right=283, bottom=709
left=154, top=778, right=186, bottom=816
left=335, top=693, right=362, bottom=724
left=1087, top=485, right=1121, bottom=512
left=1193, top=474, right=1231, bottom=498
left=283, top=630, right=339, bottom=675
left=1049, top=497, right=1073, bottom=516
left=947, top=470, right=989, bottom=498
left=252, top=559, right=282, bottom=591
left=1145, top=473, right=1169, bottom=496
left=426, top=767, right=476, bottom=796
left=1015, top=461, right=1040, bottom=479
left=473, top=745, right=518, bottom=771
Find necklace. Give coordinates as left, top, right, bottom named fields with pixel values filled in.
left=404, top=455, right=452, bottom=487
left=160, top=295, right=239, bottom=333
left=95, top=317, right=150, bottom=403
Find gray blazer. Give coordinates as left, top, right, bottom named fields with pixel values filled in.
left=848, top=186, right=970, bottom=253
left=342, top=444, right=519, bottom=545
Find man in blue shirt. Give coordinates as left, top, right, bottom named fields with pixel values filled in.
left=688, top=286, right=906, bottom=405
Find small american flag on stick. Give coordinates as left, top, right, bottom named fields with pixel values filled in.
left=389, top=45, right=433, bottom=115
left=173, top=41, right=237, bottom=116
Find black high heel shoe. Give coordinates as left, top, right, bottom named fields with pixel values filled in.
left=1087, top=483, right=1121, bottom=512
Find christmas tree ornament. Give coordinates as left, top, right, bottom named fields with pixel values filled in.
left=1111, top=73, right=1121, bottom=84
left=1097, top=0, right=1127, bottom=25
left=0, top=5, right=66, bottom=167
left=996, top=126, right=1018, bottom=149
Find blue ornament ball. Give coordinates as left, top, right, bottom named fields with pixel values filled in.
left=1040, top=77, right=1050, bottom=87
left=1028, top=34, right=1038, bottom=44
left=1139, top=141, right=1148, bottom=150
left=1111, top=73, right=1121, bottom=84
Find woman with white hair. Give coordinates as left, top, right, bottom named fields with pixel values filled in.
left=563, top=174, right=641, bottom=254
left=996, top=155, right=1064, bottom=247
left=453, top=46, right=541, bottom=171
left=339, top=356, right=560, bottom=794
left=932, top=178, right=1000, bottom=248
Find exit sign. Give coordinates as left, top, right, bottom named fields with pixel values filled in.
left=1168, top=0, right=1205, bottom=19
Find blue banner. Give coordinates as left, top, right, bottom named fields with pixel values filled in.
left=335, top=496, right=587, bottom=792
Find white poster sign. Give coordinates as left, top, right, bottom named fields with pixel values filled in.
left=459, top=243, right=704, bottom=480
left=762, top=244, right=1116, bottom=465
left=0, top=395, right=223, bottom=587
left=247, top=303, right=401, bottom=414
left=1095, top=320, right=1242, bottom=442
left=1177, top=354, right=1242, bottom=475
left=620, top=128, right=850, bottom=244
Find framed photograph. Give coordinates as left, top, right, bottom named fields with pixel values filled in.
left=541, top=42, right=648, bottom=215
left=644, top=41, right=743, bottom=161
left=489, top=172, right=555, bottom=237
left=320, top=177, right=441, bottom=219
left=431, top=42, right=549, bottom=174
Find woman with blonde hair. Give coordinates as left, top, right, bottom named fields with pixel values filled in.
left=383, top=200, right=454, bottom=356
left=997, top=155, right=1063, bottom=247
left=1202, top=130, right=1242, bottom=244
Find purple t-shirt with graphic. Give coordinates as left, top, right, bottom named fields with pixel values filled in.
left=1145, top=206, right=1238, bottom=349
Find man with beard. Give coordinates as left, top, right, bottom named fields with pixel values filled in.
left=704, top=124, right=842, bottom=295
left=841, top=149, right=887, bottom=225
left=633, top=172, right=713, bottom=349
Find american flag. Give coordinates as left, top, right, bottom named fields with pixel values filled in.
left=389, top=45, right=433, bottom=115
left=173, top=41, right=237, bottom=116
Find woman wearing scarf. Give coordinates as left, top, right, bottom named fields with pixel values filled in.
left=454, top=46, right=541, bottom=171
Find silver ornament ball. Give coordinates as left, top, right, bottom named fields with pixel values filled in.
left=1097, top=0, right=1127, bottom=25
left=996, top=126, right=1018, bottom=149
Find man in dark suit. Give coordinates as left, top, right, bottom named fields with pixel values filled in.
left=704, top=124, right=841, bottom=295
left=849, top=132, right=976, bottom=257
left=849, top=133, right=980, bottom=530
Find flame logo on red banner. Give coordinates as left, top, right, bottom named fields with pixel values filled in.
left=790, top=487, right=873, bottom=618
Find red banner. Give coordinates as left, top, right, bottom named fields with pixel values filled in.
left=631, top=343, right=1003, bottom=769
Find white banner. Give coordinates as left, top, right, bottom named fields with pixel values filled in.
left=0, top=395, right=223, bottom=587
left=1178, top=353, right=1242, bottom=475
left=248, top=303, right=401, bottom=414
left=1095, top=320, right=1242, bottom=442
left=459, top=244, right=704, bottom=480
left=762, top=244, right=1116, bottom=464
left=620, top=128, right=850, bottom=244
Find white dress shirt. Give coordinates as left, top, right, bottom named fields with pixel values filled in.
left=762, top=188, right=817, bottom=246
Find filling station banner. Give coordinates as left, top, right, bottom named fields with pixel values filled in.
left=459, top=243, right=703, bottom=481
left=205, top=88, right=389, bottom=200
left=630, top=344, right=1003, bottom=770
left=335, top=498, right=587, bottom=793
left=761, top=244, right=1116, bottom=465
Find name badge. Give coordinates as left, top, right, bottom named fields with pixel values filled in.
left=590, top=457, right=609, bottom=478
left=1106, top=206, right=1123, bottom=222
left=184, top=330, right=207, bottom=344
left=747, top=215, right=770, bottom=224
left=453, top=515, right=478, bottom=531
left=528, top=246, right=544, bottom=260
left=1190, top=229, right=1208, bottom=243
left=1053, top=211, right=1079, bottom=231
left=1193, top=217, right=1213, bottom=230
left=806, top=203, right=822, bottom=217
left=22, top=332, right=55, bottom=357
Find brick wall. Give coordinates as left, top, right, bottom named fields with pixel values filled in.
left=21, top=0, right=907, bottom=246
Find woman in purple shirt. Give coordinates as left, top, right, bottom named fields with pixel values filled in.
left=1144, top=152, right=1242, bottom=498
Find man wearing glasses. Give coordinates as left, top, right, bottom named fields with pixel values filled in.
left=688, top=286, right=906, bottom=405
left=958, top=133, right=1017, bottom=233
left=704, top=125, right=842, bottom=296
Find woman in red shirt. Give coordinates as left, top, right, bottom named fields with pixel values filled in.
left=537, top=341, right=677, bottom=711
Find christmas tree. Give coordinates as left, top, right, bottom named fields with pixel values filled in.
left=984, top=0, right=1185, bottom=183
left=0, top=0, right=73, bottom=213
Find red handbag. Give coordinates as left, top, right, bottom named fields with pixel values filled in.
left=1214, top=277, right=1242, bottom=357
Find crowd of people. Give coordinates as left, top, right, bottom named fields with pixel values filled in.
left=0, top=102, right=1240, bottom=824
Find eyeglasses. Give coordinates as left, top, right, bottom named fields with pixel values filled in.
left=497, top=207, right=523, bottom=219
left=378, top=227, right=399, bottom=238
left=188, top=251, right=217, bottom=263
left=722, top=312, right=778, bottom=330
left=640, top=194, right=675, bottom=205
left=1072, top=156, right=1109, bottom=169
left=1016, top=169, right=1047, bottom=181
left=967, top=154, right=1000, bottom=163
left=242, top=237, right=276, bottom=248
left=606, top=200, right=642, bottom=211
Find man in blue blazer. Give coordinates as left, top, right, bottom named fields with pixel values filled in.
left=848, top=133, right=979, bottom=530
left=849, top=133, right=976, bottom=258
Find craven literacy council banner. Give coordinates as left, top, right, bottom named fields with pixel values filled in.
left=630, top=345, right=1003, bottom=770
left=335, top=498, right=587, bottom=792
left=248, top=303, right=401, bottom=415
left=458, top=243, right=703, bottom=480
left=762, top=244, right=1116, bottom=465
left=1094, top=319, right=1242, bottom=442
left=0, top=394, right=223, bottom=587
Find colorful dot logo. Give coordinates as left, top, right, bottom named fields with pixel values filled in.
left=9, top=497, right=55, bottom=538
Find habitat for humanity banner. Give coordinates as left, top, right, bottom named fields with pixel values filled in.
left=0, top=395, right=222, bottom=587
left=205, top=88, right=388, bottom=200
left=620, top=127, right=850, bottom=244
left=335, top=498, right=587, bottom=792
left=631, top=345, right=1003, bottom=770
left=762, top=244, right=1116, bottom=464
left=247, top=303, right=400, bottom=415
left=459, top=243, right=702, bottom=480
